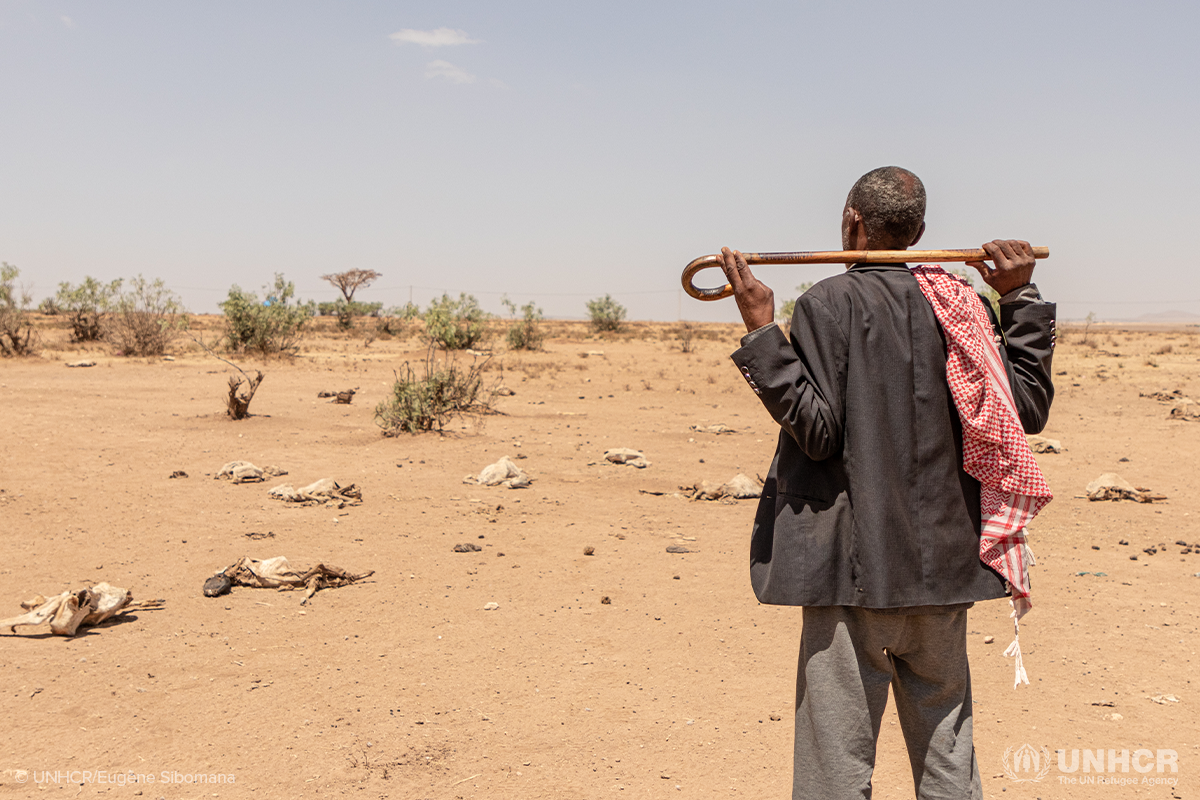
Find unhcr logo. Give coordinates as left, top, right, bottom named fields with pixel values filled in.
left=1002, top=745, right=1181, bottom=786
left=1003, top=744, right=1052, bottom=782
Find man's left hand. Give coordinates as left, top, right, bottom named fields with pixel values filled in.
left=966, top=239, right=1036, bottom=297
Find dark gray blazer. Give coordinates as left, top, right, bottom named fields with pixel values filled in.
left=730, top=263, right=1056, bottom=608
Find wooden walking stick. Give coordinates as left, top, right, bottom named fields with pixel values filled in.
left=682, top=247, right=1050, bottom=301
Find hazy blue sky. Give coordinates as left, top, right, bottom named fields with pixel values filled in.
left=2, top=1, right=1197, bottom=322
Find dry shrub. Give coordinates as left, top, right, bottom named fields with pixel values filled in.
left=516, top=361, right=556, bottom=380
left=106, top=276, right=185, bottom=356
left=374, top=348, right=500, bottom=435
left=0, top=263, right=36, bottom=357
left=678, top=321, right=696, bottom=353
left=1153, top=344, right=1173, bottom=355
left=226, top=371, right=265, bottom=419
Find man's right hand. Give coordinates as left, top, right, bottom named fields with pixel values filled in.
left=721, top=247, right=776, bottom=333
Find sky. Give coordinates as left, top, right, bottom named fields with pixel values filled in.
left=2, top=0, right=1198, bottom=323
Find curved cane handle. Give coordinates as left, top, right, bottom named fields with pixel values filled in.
left=681, top=254, right=732, bottom=301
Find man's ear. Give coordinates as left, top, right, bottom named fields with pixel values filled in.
left=909, top=220, right=926, bottom=248
left=843, top=206, right=862, bottom=240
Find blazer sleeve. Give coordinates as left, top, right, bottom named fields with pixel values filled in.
left=729, top=293, right=848, bottom=460
left=991, top=287, right=1057, bottom=434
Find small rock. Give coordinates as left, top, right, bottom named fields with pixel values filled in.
left=583, top=546, right=595, bottom=556
left=666, top=545, right=692, bottom=554
left=1091, top=545, right=1099, bottom=550
left=65, top=360, right=96, bottom=368
left=454, top=543, right=482, bottom=553
left=769, top=713, right=782, bottom=722
left=483, top=602, right=499, bottom=611
left=983, top=635, right=995, bottom=644
left=1119, top=539, right=1129, bottom=545
left=600, top=596, right=611, bottom=604
left=168, top=470, right=189, bottom=479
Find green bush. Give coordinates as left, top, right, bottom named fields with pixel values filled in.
left=374, top=350, right=498, bottom=434
left=55, top=277, right=123, bottom=342
left=586, top=294, right=626, bottom=332
left=423, top=293, right=490, bottom=350
left=221, top=274, right=315, bottom=356
left=776, top=282, right=814, bottom=322
left=0, top=263, right=36, bottom=357
left=106, top=276, right=186, bottom=356
left=502, top=296, right=544, bottom=351
left=377, top=302, right=421, bottom=336
left=318, top=300, right=384, bottom=328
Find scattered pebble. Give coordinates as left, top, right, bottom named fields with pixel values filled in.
left=583, top=546, right=595, bottom=556
left=984, top=635, right=995, bottom=644
left=769, top=714, right=782, bottom=722
left=600, top=596, right=611, bottom=605
left=666, top=545, right=692, bottom=554
left=483, top=602, right=499, bottom=611
left=453, top=543, right=482, bottom=553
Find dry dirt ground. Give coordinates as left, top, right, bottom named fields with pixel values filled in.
left=1, top=317, right=1198, bottom=800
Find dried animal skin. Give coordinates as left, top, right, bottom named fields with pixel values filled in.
left=216, top=461, right=264, bottom=483
left=1, top=582, right=135, bottom=636
left=464, top=456, right=531, bottom=489
left=210, top=556, right=374, bottom=604
left=604, top=448, right=651, bottom=468
left=268, top=479, right=361, bottom=505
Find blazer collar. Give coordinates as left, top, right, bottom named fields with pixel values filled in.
left=848, top=262, right=912, bottom=273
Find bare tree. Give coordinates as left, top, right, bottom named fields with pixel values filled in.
left=320, top=269, right=382, bottom=303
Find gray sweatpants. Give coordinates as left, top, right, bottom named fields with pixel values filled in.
left=792, top=605, right=981, bottom=800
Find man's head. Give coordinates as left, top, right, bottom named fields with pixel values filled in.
left=842, top=166, right=926, bottom=251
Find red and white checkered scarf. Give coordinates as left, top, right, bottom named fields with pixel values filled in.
left=911, top=265, right=1053, bottom=687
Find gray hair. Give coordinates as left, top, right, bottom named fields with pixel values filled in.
left=846, top=166, right=926, bottom=248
